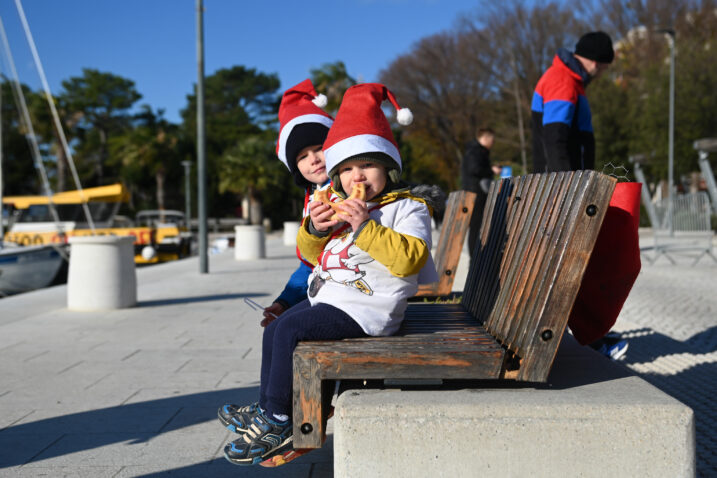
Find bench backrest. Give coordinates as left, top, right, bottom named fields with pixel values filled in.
left=415, top=190, right=476, bottom=297
left=463, top=171, right=616, bottom=382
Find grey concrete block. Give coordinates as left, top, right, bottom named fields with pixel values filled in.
left=334, top=338, right=695, bottom=478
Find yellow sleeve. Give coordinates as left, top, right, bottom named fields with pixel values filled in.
left=354, top=220, right=429, bottom=277
left=296, top=216, right=331, bottom=266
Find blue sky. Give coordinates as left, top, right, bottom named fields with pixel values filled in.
left=0, top=0, right=480, bottom=124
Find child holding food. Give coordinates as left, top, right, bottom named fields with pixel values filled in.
left=222, top=83, right=438, bottom=466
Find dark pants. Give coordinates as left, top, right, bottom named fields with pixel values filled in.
left=260, top=299, right=366, bottom=418
left=468, top=190, right=488, bottom=260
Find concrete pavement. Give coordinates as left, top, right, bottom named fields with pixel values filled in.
left=0, top=236, right=332, bottom=477
left=611, top=247, right=717, bottom=477
left=0, top=231, right=715, bottom=476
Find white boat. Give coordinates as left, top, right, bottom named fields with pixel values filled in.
left=0, top=243, right=66, bottom=296
left=0, top=10, right=73, bottom=297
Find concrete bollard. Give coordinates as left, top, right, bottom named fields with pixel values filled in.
left=283, top=221, right=300, bottom=246
left=234, top=225, right=265, bottom=260
left=67, top=236, right=137, bottom=310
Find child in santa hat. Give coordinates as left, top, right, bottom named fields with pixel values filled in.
left=222, top=83, right=439, bottom=466
left=217, top=79, right=335, bottom=435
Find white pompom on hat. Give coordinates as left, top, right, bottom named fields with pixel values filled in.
left=323, top=83, right=413, bottom=177
left=312, top=93, right=328, bottom=108
left=276, top=79, right=333, bottom=171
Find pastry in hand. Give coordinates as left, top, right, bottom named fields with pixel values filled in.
left=314, top=183, right=366, bottom=220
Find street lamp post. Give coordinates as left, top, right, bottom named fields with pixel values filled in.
left=196, top=0, right=208, bottom=273
left=657, top=28, right=676, bottom=235
left=181, top=160, right=192, bottom=225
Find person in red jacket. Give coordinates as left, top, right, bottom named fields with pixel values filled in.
left=531, top=31, right=614, bottom=172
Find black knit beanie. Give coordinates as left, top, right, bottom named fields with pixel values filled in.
left=329, top=152, right=401, bottom=199
left=575, top=31, right=615, bottom=64
left=285, top=122, right=330, bottom=189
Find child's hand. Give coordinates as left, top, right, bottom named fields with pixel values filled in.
left=261, top=302, right=285, bottom=327
left=336, top=198, right=369, bottom=232
left=309, top=201, right=339, bottom=232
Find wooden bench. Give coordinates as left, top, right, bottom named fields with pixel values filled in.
left=415, top=190, right=476, bottom=297
left=292, top=171, right=616, bottom=448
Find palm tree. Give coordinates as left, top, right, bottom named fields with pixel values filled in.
left=218, top=135, right=285, bottom=225
left=110, top=106, right=184, bottom=212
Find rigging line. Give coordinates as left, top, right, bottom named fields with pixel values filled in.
left=0, top=15, right=63, bottom=234
left=14, top=0, right=95, bottom=233
left=0, top=64, right=3, bottom=246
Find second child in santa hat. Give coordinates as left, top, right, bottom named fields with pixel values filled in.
left=217, top=79, right=334, bottom=448
left=265, top=79, right=335, bottom=320
left=222, top=83, right=440, bottom=467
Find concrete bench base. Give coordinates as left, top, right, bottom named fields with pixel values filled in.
left=334, top=336, right=695, bottom=478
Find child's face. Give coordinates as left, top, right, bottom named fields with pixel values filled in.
left=338, top=159, right=387, bottom=201
left=296, top=145, right=328, bottom=185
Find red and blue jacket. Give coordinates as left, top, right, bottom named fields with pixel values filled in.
left=531, top=49, right=595, bottom=172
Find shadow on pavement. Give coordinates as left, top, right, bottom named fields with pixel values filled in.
left=0, top=386, right=259, bottom=468
left=138, top=293, right=267, bottom=307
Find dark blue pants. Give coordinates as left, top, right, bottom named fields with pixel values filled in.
left=260, top=299, right=366, bottom=419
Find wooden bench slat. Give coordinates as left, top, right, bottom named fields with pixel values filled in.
left=478, top=175, right=528, bottom=324
left=503, top=172, right=587, bottom=350
left=294, top=345, right=505, bottom=380
left=487, top=173, right=553, bottom=337
left=490, top=172, right=570, bottom=342
left=515, top=173, right=614, bottom=381
left=299, top=335, right=500, bottom=346
left=463, top=178, right=512, bottom=321
left=415, top=190, right=476, bottom=297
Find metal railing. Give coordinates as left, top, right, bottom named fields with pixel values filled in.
left=647, top=191, right=716, bottom=265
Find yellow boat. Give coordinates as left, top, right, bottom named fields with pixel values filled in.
left=3, top=184, right=193, bottom=264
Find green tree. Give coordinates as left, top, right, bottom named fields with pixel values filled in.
left=1, top=81, right=40, bottom=195
left=588, top=1, right=717, bottom=186
left=181, top=66, right=281, bottom=217
left=310, top=61, right=356, bottom=115
left=217, top=134, right=295, bottom=225
left=110, top=106, right=188, bottom=212
left=58, top=68, right=141, bottom=186
left=181, top=66, right=280, bottom=153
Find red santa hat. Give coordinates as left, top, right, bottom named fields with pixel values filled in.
left=276, top=79, right=333, bottom=176
left=323, top=83, right=413, bottom=178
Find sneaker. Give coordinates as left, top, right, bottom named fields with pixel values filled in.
left=217, top=402, right=260, bottom=434
left=591, top=335, right=628, bottom=360
left=224, top=411, right=293, bottom=466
